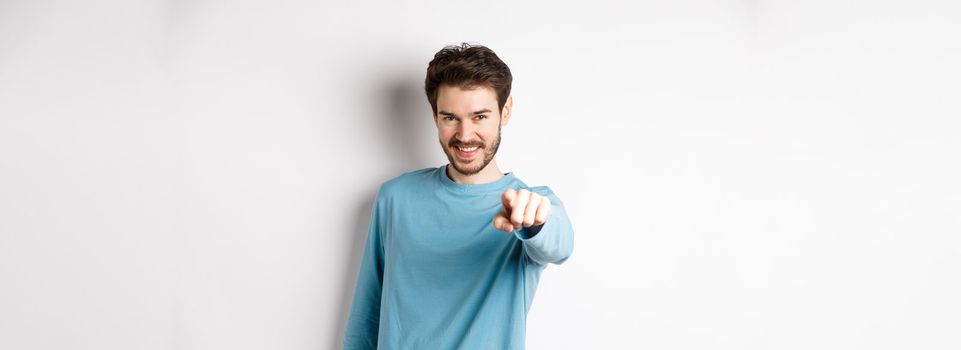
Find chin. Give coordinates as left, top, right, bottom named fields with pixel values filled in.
left=451, top=160, right=482, bottom=176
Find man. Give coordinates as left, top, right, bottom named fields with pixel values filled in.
left=343, top=43, right=575, bottom=349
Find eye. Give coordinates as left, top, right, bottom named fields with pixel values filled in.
left=475, top=115, right=487, bottom=120
left=443, top=116, right=456, bottom=121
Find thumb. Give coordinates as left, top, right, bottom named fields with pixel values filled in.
left=492, top=209, right=515, bottom=233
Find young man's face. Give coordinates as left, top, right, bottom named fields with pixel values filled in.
left=434, top=84, right=512, bottom=176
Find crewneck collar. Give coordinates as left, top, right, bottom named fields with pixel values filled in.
left=439, top=164, right=516, bottom=194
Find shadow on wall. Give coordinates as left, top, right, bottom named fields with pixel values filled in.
left=330, top=197, right=375, bottom=350
left=381, top=73, right=437, bottom=171
left=330, top=74, right=435, bottom=349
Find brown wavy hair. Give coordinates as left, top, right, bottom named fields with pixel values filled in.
left=424, top=42, right=513, bottom=116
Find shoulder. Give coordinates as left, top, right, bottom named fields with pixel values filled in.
left=508, top=174, right=560, bottom=199
left=524, top=185, right=554, bottom=196
left=376, top=166, right=439, bottom=200
left=519, top=184, right=566, bottom=205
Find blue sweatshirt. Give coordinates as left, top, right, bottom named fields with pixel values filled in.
left=343, top=164, right=575, bottom=349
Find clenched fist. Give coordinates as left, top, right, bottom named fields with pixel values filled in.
left=492, top=188, right=551, bottom=233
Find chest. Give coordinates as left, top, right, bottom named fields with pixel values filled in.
left=383, top=192, right=515, bottom=266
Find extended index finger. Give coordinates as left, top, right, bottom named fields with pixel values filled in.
left=502, top=188, right=517, bottom=210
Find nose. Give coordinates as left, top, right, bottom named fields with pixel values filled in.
left=455, top=123, right=477, bottom=143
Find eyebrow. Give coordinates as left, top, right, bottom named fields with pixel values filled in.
left=438, top=109, right=492, bottom=117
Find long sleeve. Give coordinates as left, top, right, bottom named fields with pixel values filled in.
left=514, top=186, right=575, bottom=265
left=342, top=195, right=385, bottom=350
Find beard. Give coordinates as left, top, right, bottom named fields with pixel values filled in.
left=441, top=123, right=502, bottom=176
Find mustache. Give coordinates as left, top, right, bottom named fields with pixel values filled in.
left=449, top=140, right=484, bottom=148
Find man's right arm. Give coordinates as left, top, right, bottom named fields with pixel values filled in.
left=342, top=194, right=385, bottom=350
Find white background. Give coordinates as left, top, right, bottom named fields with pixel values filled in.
left=1, top=0, right=959, bottom=349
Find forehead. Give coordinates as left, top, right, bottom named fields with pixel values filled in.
left=436, top=84, right=498, bottom=112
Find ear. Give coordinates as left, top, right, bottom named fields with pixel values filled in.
left=500, top=95, right=513, bottom=126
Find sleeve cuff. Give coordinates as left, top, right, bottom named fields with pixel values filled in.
left=513, top=220, right=547, bottom=241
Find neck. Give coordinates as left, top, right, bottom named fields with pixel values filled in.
left=446, top=159, right=504, bottom=185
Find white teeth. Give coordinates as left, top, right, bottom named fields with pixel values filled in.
left=457, top=146, right=478, bottom=152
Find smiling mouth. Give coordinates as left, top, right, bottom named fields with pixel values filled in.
left=453, top=144, right=481, bottom=159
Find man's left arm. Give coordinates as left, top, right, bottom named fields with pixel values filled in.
left=493, top=186, right=574, bottom=265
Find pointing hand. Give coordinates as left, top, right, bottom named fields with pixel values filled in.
left=492, top=188, right=551, bottom=233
